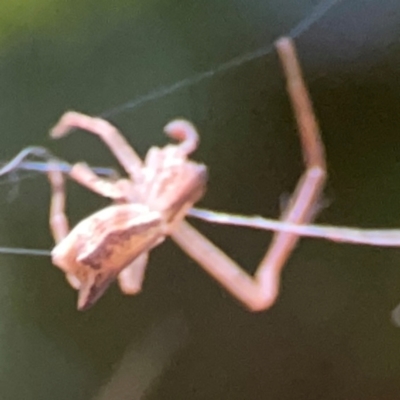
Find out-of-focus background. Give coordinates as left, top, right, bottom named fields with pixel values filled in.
left=1, top=0, right=400, bottom=399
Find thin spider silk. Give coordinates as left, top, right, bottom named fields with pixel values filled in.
left=0, top=146, right=117, bottom=184
left=100, top=0, right=343, bottom=119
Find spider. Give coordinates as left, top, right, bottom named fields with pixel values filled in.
left=46, top=37, right=326, bottom=311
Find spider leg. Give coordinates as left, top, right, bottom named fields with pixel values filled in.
left=117, top=252, right=149, bottom=295
left=172, top=37, right=326, bottom=312
left=68, top=162, right=131, bottom=200
left=47, top=162, right=70, bottom=243
left=164, top=119, right=199, bottom=155
left=47, top=162, right=83, bottom=289
left=50, top=111, right=143, bottom=182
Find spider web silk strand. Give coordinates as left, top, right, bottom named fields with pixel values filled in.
left=0, top=247, right=51, bottom=257
left=100, top=0, right=343, bottom=119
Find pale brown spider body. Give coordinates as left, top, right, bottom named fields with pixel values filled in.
left=49, top=117, right=207, bottom=309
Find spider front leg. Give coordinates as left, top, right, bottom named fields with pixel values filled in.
left=50, top=111, right=143, bottom=182
left=172, top=37, right=326, bottom=311
left=68, top=162, right=132, bottom=201
left=47, top=164, right=82, bottom=290
left=50, top=112, right=201, bottom=184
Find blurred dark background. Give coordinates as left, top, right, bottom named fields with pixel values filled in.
left=1, top=0, right=400, bottom=399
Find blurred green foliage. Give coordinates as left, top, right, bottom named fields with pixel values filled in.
left=0, top=0, right=400, bottom=399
